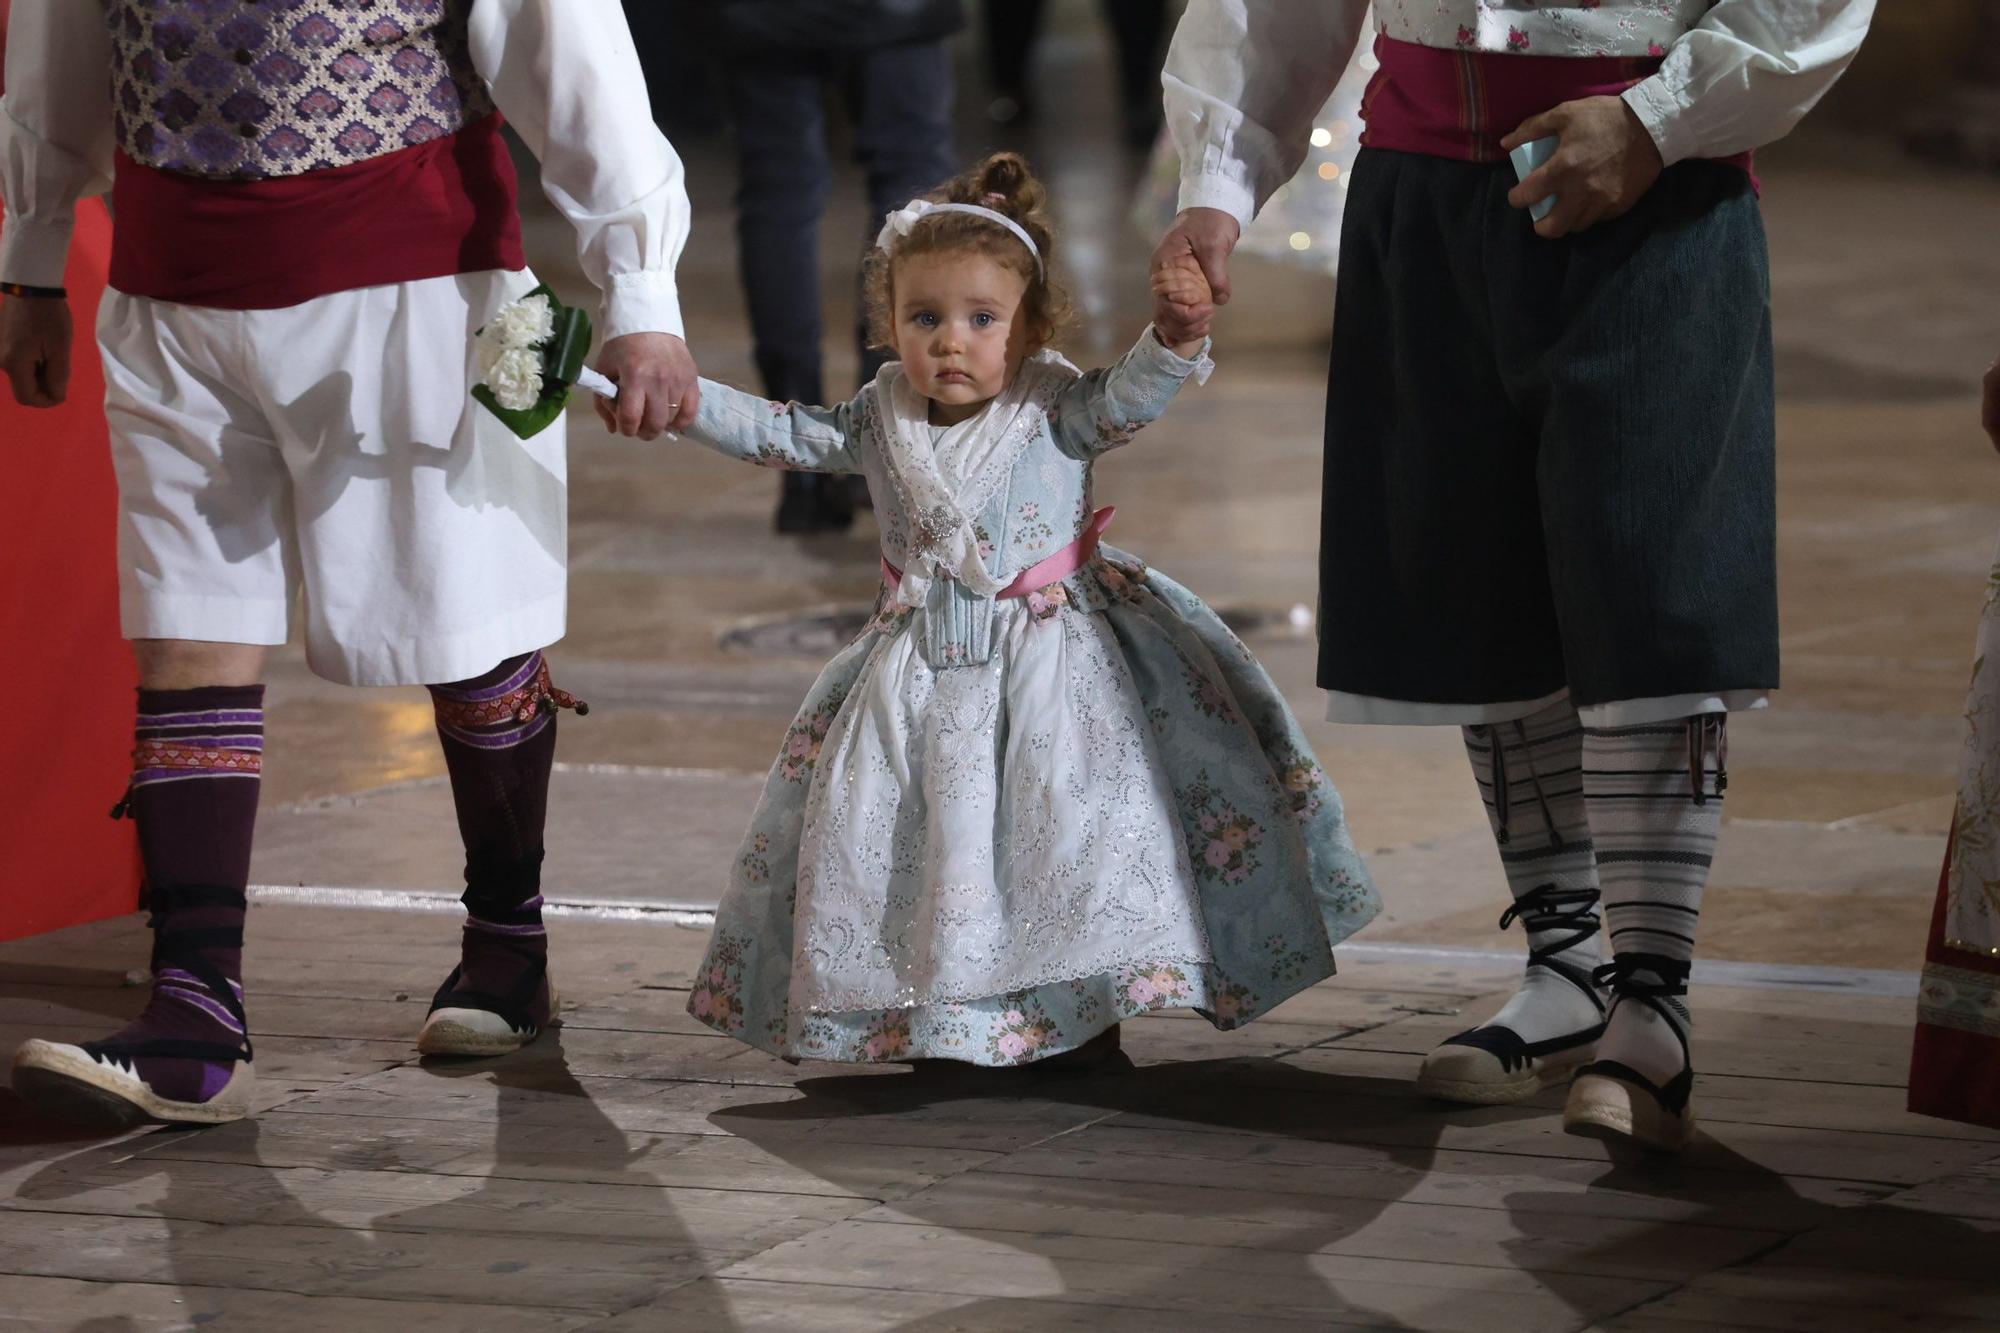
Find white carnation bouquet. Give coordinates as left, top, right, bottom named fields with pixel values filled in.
left=473, top=285, right=618, bottom=439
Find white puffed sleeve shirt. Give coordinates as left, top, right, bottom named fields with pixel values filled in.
left=1164, top=0, right=1878, bottom=227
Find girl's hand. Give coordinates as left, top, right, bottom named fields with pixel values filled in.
left=1984, top=353, right=1999, bottom=453
left=1150, top=207, right=1237, bottom=344
left=1151, top=252, right=1214, bottom=358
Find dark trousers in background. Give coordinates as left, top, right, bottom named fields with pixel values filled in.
left=983, top=0, right=1167, bottom=136
left=720, top=41, right=958, bottom=408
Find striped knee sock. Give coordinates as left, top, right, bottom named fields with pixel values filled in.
left=1458, top=698, right=1606, bottom=1046
left=1581, top=715, right=1727, bottom=1094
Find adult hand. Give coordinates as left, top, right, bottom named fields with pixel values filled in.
left=592, top=332, right=699, bottom=440
left=1150, top=207, right=1241, bottom=345
left=0, top=295, right=74, bottom=408
left=1984, top=353, right=1999, bottom=453
left=1503, top=95, right=1664, bottom=240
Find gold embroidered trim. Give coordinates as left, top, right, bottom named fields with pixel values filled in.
left=1944, top=937, right=2000, bottom=959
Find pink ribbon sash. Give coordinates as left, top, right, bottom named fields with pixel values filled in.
left=883, top=506, right=1116, bottom=599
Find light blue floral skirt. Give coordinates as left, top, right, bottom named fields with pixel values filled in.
left=687, top=551, right=1381, bottom=1064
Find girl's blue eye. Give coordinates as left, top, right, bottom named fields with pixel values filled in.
left=914, top=312, right=937, bottom=328
left=973, top=312, right=994, bottom=328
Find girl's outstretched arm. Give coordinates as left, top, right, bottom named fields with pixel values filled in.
left=1050, top=327, right=1214, bottom=462
left=681, top=378, right=864, bottom=474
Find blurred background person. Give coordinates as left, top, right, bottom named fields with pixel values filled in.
left=707, top=0, right=964, bottom=535
left=983, top=0, right=1169, bottom=148
left=1902, top=2, right=2000, bottom=172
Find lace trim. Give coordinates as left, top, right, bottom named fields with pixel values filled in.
left=798, top=948, right=1219, bottom=1016
left=787, top=611, right=1216, bottom=1016
left=871, top=351, right=1079, bottom=588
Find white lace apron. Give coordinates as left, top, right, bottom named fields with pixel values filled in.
left=785, top=356, right=1214, bottom=1017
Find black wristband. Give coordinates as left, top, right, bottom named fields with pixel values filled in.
left=0, top=281, right=67, bottom=300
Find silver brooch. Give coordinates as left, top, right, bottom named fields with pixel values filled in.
left=913, top=503, right=958, bottom=557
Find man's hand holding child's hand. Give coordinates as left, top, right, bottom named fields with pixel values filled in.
left=1151, top=252, right=1214, bottom=360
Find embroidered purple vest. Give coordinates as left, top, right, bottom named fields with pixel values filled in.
left=104, top=0, right=498, bottom=182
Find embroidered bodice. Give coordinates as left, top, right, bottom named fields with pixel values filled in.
left=104, top=0, right=496, bottom=180
left=1374, top=1, right=1713, bottom=58
left=686, top=328, right=1213, bottom=666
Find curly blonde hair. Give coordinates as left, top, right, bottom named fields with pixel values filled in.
left=862, top=152, right=1074, bottom=353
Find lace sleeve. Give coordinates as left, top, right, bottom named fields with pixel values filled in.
left=682, top=379, right=864, bottom=475
left=1050, top=327, right=1215, bottom=462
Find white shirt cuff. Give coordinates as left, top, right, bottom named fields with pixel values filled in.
left=603, top=271, right=686, bottom=342
left=1622, top=77, right=1699, bottom=168
left=0, top=215, right=77, bottom=289
left=1175, top=172, right=1258, bottom=232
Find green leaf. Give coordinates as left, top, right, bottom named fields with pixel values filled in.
left=473, top=383, right=566, bottom=440
left=471, top=282, right=597, bottom=439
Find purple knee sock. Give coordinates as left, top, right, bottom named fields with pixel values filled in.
left=426, top=652, right=582, bottom=1024
left=91, top=686, right=263, bottom=1103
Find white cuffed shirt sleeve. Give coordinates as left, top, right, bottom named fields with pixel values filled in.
left=0, top=0, right=115, bottom=288
left=1162, top=0, right=1372, bottom=228
left=470, top=0, right=690, bottom=341
left=1623, top=0, right=1877, bottom=166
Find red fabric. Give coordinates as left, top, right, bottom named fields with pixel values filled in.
left=1909, top=829, right=2000, bottom=1129
left=1359, top=35, right=1755, bottom=183
left=109, top=114, right=526, bottom=310
left=0, top=199, right=143, bottom=940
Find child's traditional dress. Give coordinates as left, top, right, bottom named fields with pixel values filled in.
left=683, top=330, right=1380, bottom=1064
left=1911, top=543, right=2000, bottom=1130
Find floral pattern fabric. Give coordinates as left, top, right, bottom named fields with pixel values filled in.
left=1945, top=538, right=2000, bottom=961
left=1374, top=0, right=1712, bottom=60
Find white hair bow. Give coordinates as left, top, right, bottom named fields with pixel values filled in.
left=874, top=200, right=1044, bottom=277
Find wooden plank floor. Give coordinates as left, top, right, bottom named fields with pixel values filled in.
left=3, top=904, right=1998, bottom=1332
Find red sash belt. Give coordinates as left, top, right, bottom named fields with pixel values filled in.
left=1359, top=35, right=1754, bottom=179
left=109, top=114, right=525, bottom=310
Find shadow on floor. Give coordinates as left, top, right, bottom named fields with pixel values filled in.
left=6, top=1033, right=739, bottom=1330
left=708, top=1053, right=2000, bottom=1330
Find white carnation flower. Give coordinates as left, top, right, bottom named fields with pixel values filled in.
left=475, top=324, right=510, bottom=378
left=487, top=348, right=546, bottom=412
left=490, top=294, right=556, bottom=350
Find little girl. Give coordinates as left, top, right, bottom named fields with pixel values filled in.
left=681, top=153, right=1379, bottom=1066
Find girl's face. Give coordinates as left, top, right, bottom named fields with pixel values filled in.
left=890, top=249, right=1038, bottom=426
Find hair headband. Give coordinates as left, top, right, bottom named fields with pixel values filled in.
left=874, top=200, right=1044, bottom=277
